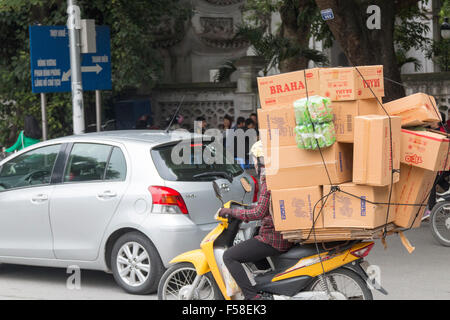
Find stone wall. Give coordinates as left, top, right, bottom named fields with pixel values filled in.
left=402, top=72, right=450, bottom=115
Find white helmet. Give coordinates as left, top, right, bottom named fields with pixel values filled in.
left=250, top=140, right=263, bottom=158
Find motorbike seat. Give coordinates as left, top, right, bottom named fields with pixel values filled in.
left=277, top=244, right=325, bottom=260
left=270, top=241, right=352, bottom=271
left=277, top=241, right=352, bottom=260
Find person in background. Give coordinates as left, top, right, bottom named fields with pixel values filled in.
left=135, top=119, right=148, bottom=129
left=136, top=114, right=151, bottom=129
left=232, top=117, right=245, bottom=131
left=439, top=112, right=449, bottom=133
left=5, top=115, right=41, bottom=153
left=245, top=118, right=255, bottom=131
left=250, top=112, right=258, bottom=129
left=195, top=116, right=207, bottom=134
left=163, top=114, right=185, bottom=130
left=223, top=114, right=234, bottom=155
left=424, top=112, right=450, bottom=220
left=223, top=114, right=233, bottom=131
left=250, top=112, right=259, bottom=137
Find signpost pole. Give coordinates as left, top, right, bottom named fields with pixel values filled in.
left=67, top=0, right=85, bottom=134
left=95, top=90, right=101, bottom=132
left=40, top=93, right=48, bottom=141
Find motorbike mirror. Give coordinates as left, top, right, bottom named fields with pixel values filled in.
left=212, top=181, right=223, bottom=203
left=240, top=177, right=252, bottom=193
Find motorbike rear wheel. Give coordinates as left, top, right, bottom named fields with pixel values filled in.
left=430, top=201, right=450, bottom=247
left=306, top=267, right=373, bottom=300
left=157, top=262, right=223, bottom=300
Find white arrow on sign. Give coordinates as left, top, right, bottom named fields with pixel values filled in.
left=62, top=64, right=103, bottom=81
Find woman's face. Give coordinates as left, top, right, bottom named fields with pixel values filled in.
left=252, top=156, right=259, bottom=174
left=224, top=118, right=231, bottom=128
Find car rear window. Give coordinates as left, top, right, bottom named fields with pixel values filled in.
left=151, top=141, right=244, bottom=181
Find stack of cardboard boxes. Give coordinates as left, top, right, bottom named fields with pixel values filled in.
left=257, top=66, right=445, bottom=242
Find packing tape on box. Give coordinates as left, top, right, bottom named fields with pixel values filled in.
left=398, top=231, right=415, bottom=254
left=380, top=230, right=415, bottom=254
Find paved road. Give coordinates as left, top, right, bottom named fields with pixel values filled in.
left=0, top=220, right=448, bottom=300
left=371, top=220, right=450, bottom=300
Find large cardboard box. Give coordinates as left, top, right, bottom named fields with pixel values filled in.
left=323, top=183, right=396, bottom=228
left=353, top=115, right=401, bottom=186
left=393, top=164, right=437, bottom=228
left=271, top=186, right=324, bottom=231
left=383, top=93, right=441, bottom=127
left=257, top=68, right=321, bottom=109
left=319, top=66, right=384, bottom=101
left=257, top=106, right=296, bottom=147
left=400, top=129, right=450, bottom=171
left=264, top=142, right=353, bottom=189
left=331, top=99, right=382, bottom=142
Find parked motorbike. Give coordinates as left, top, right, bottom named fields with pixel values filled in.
left=430, top=193, right=450, bottom=246
left=157, top=181, right=387, bottom=300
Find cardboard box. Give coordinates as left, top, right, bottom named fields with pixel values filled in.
left=353, top=115, right=401, bottom=186
left=264, top=142, right=353, bottom=189
left=383, top=93, right=441, bottom=127
left=319, top=65, right=384, bottom=101
left=400, top=129, right=450, bottom=171
left=257, top=106, right=296, bottom=147
left=393, top=164, right=437, bottom=228
left=331, top=99, right=382, bottom=142
left=271, top=186, right=324, bottom=231
left=323, top=183, right=396, bottom=228
left=257, top=68, right=321, bottom=109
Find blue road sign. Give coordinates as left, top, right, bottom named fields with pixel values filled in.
left=320, top=8, right=334, bottom=21
left=29, top=25, right=112, bottom=93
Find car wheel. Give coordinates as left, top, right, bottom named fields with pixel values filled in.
left=111, top=231, right=164, bottom=294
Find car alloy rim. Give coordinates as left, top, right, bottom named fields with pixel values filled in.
left=117, top=241, right=151, bottom=287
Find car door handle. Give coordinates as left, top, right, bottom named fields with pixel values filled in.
left=97, top=190, right=117, bottom=199
left=31, top=194, right=48, bottom=203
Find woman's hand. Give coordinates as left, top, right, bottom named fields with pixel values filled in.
left=218, top=208, right=232, bottom=218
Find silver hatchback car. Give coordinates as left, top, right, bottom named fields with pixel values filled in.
left=0, top=130, right=257, bottom=294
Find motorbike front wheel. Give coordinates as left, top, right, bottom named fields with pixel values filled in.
left=158, top=262, right=223, bottom=300
left=306, top=267, right=373, bottom=300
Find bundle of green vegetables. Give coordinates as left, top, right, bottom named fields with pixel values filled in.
left=293, top=95, right=336, bottom=150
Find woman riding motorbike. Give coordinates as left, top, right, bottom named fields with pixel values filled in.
left=218, top=140, right=293, bottom=300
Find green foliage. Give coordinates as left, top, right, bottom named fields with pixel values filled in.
left=236, top=0, right=329, bottom=75
left=426, top=39, right=450, bottom=71
left=238, top=0, right=434, bottom=75
left=396, top=48, right=422, bottom=72
left=441, top=0, right=450, bottom=23
left=236, top=25, right=327, bottom=75
left=0, top=0, right=191, bottom=146
left=394, top=1, right=431, bottom=57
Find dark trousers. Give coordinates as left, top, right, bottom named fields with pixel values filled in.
left=223, top=238, right=282, bottom=299
left=428, top=172, right=450, bottom=209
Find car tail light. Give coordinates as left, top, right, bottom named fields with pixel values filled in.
left=350, top=243, right=374, bottom=258
left=250, top=175, right=259, bottom=203
left=148, top=186, right=189, bottom=214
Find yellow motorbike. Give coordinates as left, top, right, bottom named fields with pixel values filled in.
left=157, top=181, right=387, bottom=300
